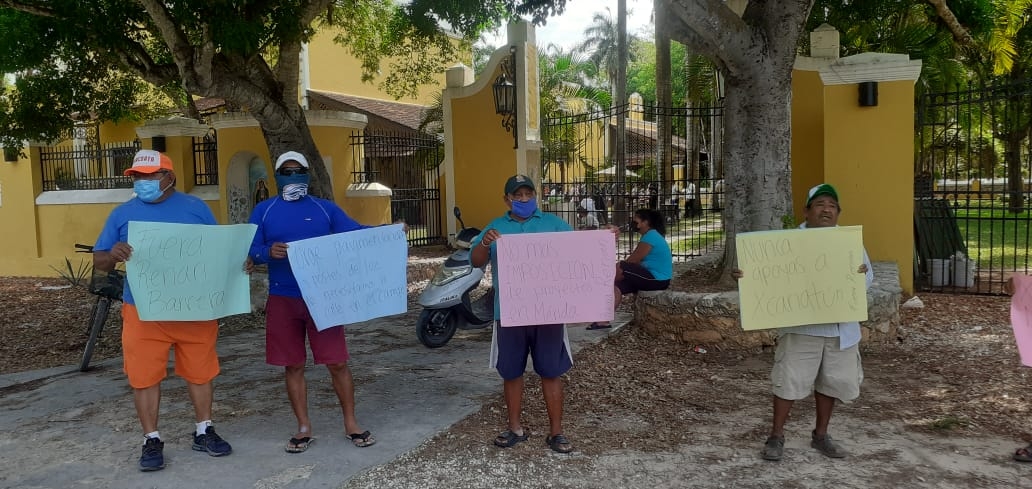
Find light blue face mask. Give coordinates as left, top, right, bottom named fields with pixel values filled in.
left=510, top=198, right=537, bottom=218
left=134, top=179, right=167, bottom=203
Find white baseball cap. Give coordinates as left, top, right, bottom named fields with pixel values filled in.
left=274, top=151, right=309, bottom=170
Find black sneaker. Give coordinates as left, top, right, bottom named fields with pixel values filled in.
left=192, top=426, right=232, bottom=457
left=139, top=437, right=165, bottom=472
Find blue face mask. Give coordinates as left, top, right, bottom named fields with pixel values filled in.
left=275, top=173, right=310, bottom=201
left=134, top=179, right=167, bottom=203
left=510, top=198, right=537, bottom=218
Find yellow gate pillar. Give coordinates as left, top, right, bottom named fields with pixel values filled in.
left=442, top=21, right=541, bottom=233
left=792, top=24, right=922, bottom=293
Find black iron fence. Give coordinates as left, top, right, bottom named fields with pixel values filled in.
left=193, top=129, right=218, bottom=185
left=916, top=80, right=1032, bottom=294
left=350, top=130, right=444, bottom=247
left=40, top=140, right=141, bottom=191
left=541, top=103, right=725, bottom=261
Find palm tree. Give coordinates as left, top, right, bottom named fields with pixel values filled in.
left=538, top=45, right=610, bottom=184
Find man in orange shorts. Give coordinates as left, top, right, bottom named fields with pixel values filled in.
left=93, top=150, right=233, bottom=471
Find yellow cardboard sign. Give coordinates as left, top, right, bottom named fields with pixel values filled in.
left=736, top=226, right=868, bottom=331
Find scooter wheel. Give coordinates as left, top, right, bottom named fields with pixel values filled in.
left=416, top=309, right=458, bottom=348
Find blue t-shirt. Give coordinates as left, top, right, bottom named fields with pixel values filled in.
left=470, top=210, right=574, bottom=318
left=639, top=229, right=673, bottom=280
left=248, top=196, right=369, bottom=297
left=94, top=192, right=218, bottom=305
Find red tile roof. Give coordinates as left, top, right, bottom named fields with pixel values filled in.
left=307, top=91, right=430, bottom=132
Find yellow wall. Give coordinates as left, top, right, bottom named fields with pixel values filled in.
left=0, top=148, right=43, bottom=270
left=340, top=190, right=392, bottom=225
left=822, top=80, right=914, bottom=292
left=306, top=30, right=467, bottom=105
left=790, top=69, right=826, bottom=220
left=450, top=64, right=519, bottom=229
left=99, top=120, right=140, bottom=144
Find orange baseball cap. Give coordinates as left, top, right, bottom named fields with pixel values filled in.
left=123, top=150, right=174, bottom=175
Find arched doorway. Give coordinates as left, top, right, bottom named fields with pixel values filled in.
left=226, top=152, right=269, bottom=224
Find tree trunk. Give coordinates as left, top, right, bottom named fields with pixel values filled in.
left=719, top=72, right=794, bottom=279
left=655, top=0, right=673, bottom=209
left=614, top=0, right=629, bottom=229
left=1006, top=133, right=1025, bottom=214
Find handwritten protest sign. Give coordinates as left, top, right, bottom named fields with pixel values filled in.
left=126, top=222, right=257, bottom=321
left=288, top=224, right=407, bottom=331
left=1009, top=275, right=1032, bottom=367
left=736, top=226, right=867, bottom=331
left=497, top=230, right=615, bottom=327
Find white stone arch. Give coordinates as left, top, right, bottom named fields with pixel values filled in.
left=226, top=151, right=269, bottom=224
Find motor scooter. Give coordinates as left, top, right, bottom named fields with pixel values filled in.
left=416, top=207, right=494, bottom=348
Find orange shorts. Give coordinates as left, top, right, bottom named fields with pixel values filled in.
left=121, top=304, right=220, bottom=389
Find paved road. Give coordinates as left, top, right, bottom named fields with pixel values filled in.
left=0, top=311, right=629, bottom=489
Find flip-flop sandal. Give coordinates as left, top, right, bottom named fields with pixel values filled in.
left=494, top=429, right=529, bottom=448
left=285, top=436, right=314, bottom=453
left=546, top=434, right=573, bottom=453
left=586, top=322, right=611, bottom=330
left=347, top=431, right=376, bottom=448
left=1014, top=444, right=1032, bottom=462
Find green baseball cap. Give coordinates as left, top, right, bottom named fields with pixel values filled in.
left=504, top=174, right=535, bottom=195
left=806, top=183, right=839, bottom=207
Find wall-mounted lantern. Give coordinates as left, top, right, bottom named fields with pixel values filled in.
left=492, top=46, right=518, bottom=149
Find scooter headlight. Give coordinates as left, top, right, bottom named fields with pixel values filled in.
left=431, top=265, right=472, bottom=286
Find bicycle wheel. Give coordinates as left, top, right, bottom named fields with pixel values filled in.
left=80, top=296, right=111, bottom=372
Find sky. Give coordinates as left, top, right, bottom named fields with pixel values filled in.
left=482, top=0, right=654, bottom=51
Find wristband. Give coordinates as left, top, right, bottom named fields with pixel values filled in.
left=481, top=240, right=491, bottom=248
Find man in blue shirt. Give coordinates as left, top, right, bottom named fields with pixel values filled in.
left=248, top=151, right=377, bottom=453
left=93, top=150, right=232, bottom=471
left=471, top=174, right=577, bottom=454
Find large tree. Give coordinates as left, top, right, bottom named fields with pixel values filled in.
left=656, top=0, right=815, bottom=278
left=0, top=0, right=565, bottom=198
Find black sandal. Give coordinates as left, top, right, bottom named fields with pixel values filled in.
left=493, top=429, right=529, bottom=448
left=546, top=433, right=573, bottom=453
left=586, top=322, right=611, bottom=330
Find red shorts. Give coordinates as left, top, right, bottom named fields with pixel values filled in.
left=121, top=304, right=220, bottom=389
left=265, top=295, right=350, bottom=366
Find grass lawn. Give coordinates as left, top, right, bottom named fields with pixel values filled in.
left=953, top=205, right=1032, bottom=270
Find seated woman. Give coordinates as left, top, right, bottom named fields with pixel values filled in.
left=588, top=208, right=673, bottom=330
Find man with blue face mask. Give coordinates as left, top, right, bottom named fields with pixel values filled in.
left=470, top=174, right=578, bottom=454
left=93, top=150, right=233, bottom=471
left=247, top=151, right=378, bottom=454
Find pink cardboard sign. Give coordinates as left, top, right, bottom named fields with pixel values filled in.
left=1011, top=275, right=1032, bottom=367
left=496, top=230, right=616, bottom=327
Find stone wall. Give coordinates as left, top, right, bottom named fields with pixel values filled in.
left=634, top=262, right=903, bottom=349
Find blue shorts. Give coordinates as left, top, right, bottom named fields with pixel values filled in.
left=492, top=322, right=572, bottom=380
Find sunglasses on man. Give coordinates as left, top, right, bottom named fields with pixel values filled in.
left=277, top=167, right=308, bottom=176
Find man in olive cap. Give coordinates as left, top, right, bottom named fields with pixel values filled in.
left=735, top=183, right=874, bottom=461
left=471, top=174, right=577, bottom=453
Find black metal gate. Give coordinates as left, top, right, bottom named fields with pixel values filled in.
left=916, top=80, right=1032, bottom=294
left=351, top=131, right=444, bottom=247
left=39, top=122, right=140, bottom=191
left=541, top=103, right=725, bottom=261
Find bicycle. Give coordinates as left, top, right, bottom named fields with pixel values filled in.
left=74, top=243, right=125, bottom=372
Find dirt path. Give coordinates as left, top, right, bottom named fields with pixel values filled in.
left=344, top=294, right=1032, bottom=489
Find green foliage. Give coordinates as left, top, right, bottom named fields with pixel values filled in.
left=928, top=415, right=969, bottom=431
left=50, top=257, right=92, bottom=288
left=781, top=214, right=796, bottom=229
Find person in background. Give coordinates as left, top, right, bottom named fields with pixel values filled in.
left=93, top=150, right=234, bottom=472
left=684, top=180, right=697, bottom=218
left=587, top=208, right=672, bottom=330
left=576, top=206, right=600, bottom=230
